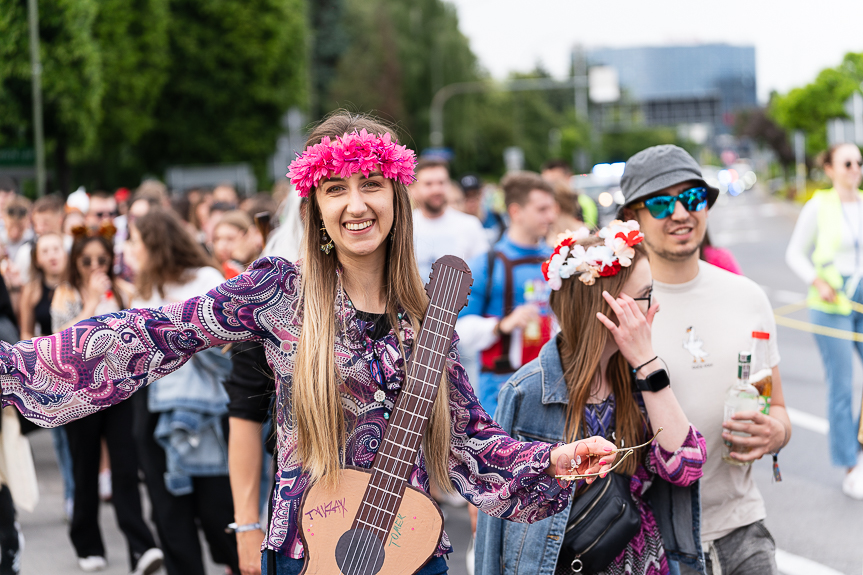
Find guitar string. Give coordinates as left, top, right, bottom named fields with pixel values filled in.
left=352, top=263, right=460, bottom=575
left=353, top=264, right=456, bottom=575
left=347, top=263, right=456, bottom=575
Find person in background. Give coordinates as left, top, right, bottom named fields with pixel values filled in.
left=205, top=202, right=235, bottom=251
left=85, top=191, right=118, bottom=231
left=457, top=171, right=557, bottom=416
left=785, top=142, right=863, bottom=499
left=542, top=158, right=598, bottom=228
left=547, top=182, right=586, bottom=245
left=14, top=195, right=70, bottom=286
left=620, top=144, right=791, bottom=575
left=52, top=230, right=163, bottom=574
left=63, top=210, right=86, bottom=238
left=213, top=183, right=240, bottom=208
left=411, top=158, right=489, bottom=280
left=700, top=230, right=742, bottom=275
left=18, top=232, right=76, bottom=520
left=0, top=176, right=18, bottom=240
left=447, top=178, right=466, bottom=212
left=125, top=209, right=239, bottom=575
left=460, top=174, right=507, bottom=245
left=476, top=224, right=706, bottom=575
left=212, top=210, right=258, bottom=279
left=1, top=196, right=34, bottom=312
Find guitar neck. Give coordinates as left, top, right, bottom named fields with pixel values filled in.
left=352, top=293, right=459, bottom=538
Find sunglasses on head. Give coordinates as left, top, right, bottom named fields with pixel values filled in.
left=81, top=255, right=109, bottom=267
left=630, top=186, right=709, bottom=220
left=844, top=160, right=863, bottom=169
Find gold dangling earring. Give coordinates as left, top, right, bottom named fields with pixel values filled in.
left=320, top=224, right=334, bottom=255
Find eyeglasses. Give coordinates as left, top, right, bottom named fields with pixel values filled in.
left=630, top=186, right=709, bottom=220
left=844, top=160, right=863, bottom=169
left=6, top=207, right=28, bottom=219
left=93, top=211, right=118, bottom=219
left=554, top=428, right=663, bottom=481
left=80, top=255, right=109, bottom=268
left=632, top=288, right=653, bottom=310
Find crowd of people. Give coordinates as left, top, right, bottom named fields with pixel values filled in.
left=0, top=111, right=859, bottom=575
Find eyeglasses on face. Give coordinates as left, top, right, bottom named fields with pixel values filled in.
left=6, top=207, right=28, bottom=219
left=632, top=288, right=653, bottom=310
left=80, top=255, right=109, bottom=268
left=843, top=160, right=863, bottom=170
left=93, top=211, right=118, bottom=219
left=630, top=186, right=709, bottom=220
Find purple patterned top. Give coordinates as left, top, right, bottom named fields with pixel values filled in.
left=0, top=257, right=571, bottom=558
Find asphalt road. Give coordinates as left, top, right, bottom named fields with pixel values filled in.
left=14, top=187, right=863, bottom=575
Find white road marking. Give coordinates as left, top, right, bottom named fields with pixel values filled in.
left=786, top=406, right=829, bottom=436
left=776, top=549, right=846, bottom=575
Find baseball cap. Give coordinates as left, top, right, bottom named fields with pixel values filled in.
left=459, top=174, right=481, bottom=192
left=619, top=145, right=719, bottom=213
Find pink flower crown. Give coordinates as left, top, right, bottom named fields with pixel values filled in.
left=286, top=129, right=417, bottom=197
left=542, top=220, right=644, bottom=290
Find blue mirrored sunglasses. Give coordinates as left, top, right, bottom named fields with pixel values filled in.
left=630, top=186, right=709, bottom=219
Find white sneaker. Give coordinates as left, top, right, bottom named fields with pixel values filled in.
left=842, top=455, right=863, bottom=500
left=132, top=548, right=164, bottom=575
left=98, top=469, right=112, bottom=501
left=77, top=556, right=107, bottom=572
left=465, top=533, right=475, bottom=575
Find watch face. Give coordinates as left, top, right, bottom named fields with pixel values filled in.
left=639, top=369, right=670, bottom=392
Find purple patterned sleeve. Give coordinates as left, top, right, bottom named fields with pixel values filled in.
left=646, top=425, right=706, bottom=487
left=444, top=336, right=571, bottom=523
left=0, top=258, right=298, bottom=427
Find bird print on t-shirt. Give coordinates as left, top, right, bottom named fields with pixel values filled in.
left=683, top=326, right=709, bottom=363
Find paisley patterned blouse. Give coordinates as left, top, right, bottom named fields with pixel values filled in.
left=0, top=257, right=571, bottom=558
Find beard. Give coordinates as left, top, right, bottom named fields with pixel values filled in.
left=421, top=196, right=446, bottom=216
left=642, top=225, right=703, bottom=262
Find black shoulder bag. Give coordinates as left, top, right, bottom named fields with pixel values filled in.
left=557, top=469, right=641, bottom=573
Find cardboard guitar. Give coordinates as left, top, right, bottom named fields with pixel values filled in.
left=298, top=255, right=473, bottom=575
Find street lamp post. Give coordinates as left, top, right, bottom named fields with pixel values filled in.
left=27, top=0, right=46, bottom=197
left=429, top=76, right=589, bottom=148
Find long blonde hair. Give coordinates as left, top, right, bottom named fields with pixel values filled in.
left=549, top=237, right=648, bottom=475
left=292, top=112, right=453, bottom=491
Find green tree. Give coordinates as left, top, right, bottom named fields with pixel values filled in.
left=0, top=0, right=103, bottom=192
left=134, top=0, right=307, bottom=183
left=771, top=52, right=863, bottom=156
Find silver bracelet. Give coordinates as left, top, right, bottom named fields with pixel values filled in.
left=225, top=522, right=262, bottom=534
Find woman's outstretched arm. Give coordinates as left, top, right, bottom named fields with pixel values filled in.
left=0, top=257, right=297, bottom=428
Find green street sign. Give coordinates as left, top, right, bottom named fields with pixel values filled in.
left=0, top=148, right=35, bottom=166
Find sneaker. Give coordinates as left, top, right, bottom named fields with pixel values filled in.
left=465, top=533, right=475, bottom=575
left=132, top=548, right=164, bottom=575
left=842, top=455, right=863, bottom=500
left=98, top=469, right=112, bottom=502
left=77, top=556, right=107, bottom=572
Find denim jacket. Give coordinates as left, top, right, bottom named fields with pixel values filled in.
left=476, top=337, right=705, bottom=575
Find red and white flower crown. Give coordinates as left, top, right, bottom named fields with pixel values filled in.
left=542, top=220, right=644, bottom=290
left=287, top=129, right=417, bottom=197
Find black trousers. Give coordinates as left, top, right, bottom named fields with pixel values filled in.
left=0, top=486, right=19, bottom=575
left=132, top=389, right=240, bottom=575
left=64, top=400, right=158, bottom=569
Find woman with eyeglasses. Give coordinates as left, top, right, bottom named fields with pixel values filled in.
left=786, top=142, right=863, bottom=499
left=476, top=223, right=706, bottom=575
left=51, top=231, right=163, bottom=574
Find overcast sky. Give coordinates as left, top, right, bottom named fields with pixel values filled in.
left=447, top=0, right=863, bottom=104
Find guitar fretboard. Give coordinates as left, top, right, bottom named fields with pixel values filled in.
left=352, top=263, right=466, bottom=541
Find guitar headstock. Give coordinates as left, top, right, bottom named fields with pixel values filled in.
left=425, top=255, right=474, bottom=313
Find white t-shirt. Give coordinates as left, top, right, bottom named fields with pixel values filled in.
left=412, top=208, right=489, bottom=281
left=132, top=266, right=225, bottom=308
left=652, top=261, right=780, bottom=542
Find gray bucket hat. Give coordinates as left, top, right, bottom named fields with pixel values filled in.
left=619, top=145, right=719, bottom=214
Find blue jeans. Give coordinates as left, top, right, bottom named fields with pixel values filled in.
left=811, top=293, right=863, bottom=468
left=261, top=552, right=448, bottom=574
left=51, top=426, right=75, bottom=501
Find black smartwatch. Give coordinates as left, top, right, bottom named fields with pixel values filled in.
left=634, top=368, right=670, bottom=393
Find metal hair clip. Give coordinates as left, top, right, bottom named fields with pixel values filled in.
left=554, top=427, right=664, bottom=481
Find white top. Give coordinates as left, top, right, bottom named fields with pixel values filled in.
left=786, top=193, right=863, bottom=285
left=412, top=208, right=489, bottom=281
left=652, top=261, right=780, bottom=542
left=132, top=266, right=225, bottom=308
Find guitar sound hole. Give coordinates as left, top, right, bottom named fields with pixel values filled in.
left=335, top=528, right=386, bottom=575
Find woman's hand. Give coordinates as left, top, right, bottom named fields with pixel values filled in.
left=83, top=272, right=112, bottom=311
left=596, top=291, right=659, bottom=374
left=547, top=436, right=618, bottom=485
left=812, top=278, right=836, bottom=303
left=237, top=528, right=265, bottom=575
